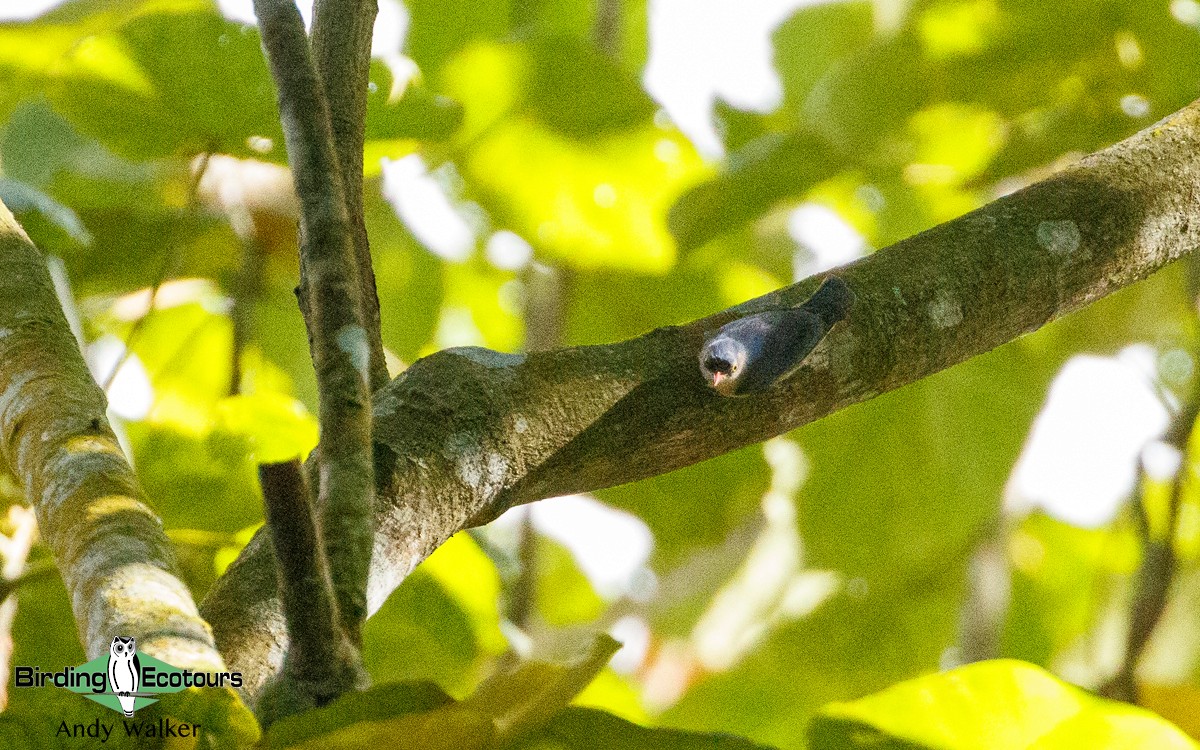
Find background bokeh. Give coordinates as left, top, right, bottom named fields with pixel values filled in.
left=2, top=0, right=1200, bottom=746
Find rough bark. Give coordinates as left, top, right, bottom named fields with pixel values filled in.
left=311, top=0, right=389, bottom=394
left=0, top=200, right=224, bottom=670
left=253, top=0, right=375, bottom=647
left=204, top=102, right=1200, bottom=698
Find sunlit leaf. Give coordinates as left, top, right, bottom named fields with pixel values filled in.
left=809, top=659, right=1197, bottom=749
left=267, top=681, right=454, bottom=748
left=45, top=9, right=284, bottom=160
left=215, top=392, right=318, bottom=464
left=405, top=0, right=513, bottom=80
left=466, top=119, right=704, bottom=272
left=461, top=634, right=621, bottom=745
left=773, top=1, right=874, bottom=116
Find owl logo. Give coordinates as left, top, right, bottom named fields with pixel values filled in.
left=107, top=636, right=141, bottom=717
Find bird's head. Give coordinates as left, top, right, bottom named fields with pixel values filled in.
left=699, top=336, right=747, bottom=395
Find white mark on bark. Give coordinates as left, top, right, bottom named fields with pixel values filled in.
left=928, top=292, right=963, bottom=329
left=446, top=432, right=509, bottom=494
left=372, top=390, right=400, bottom=418
left=1037, top=220, right=1082, bottom=256
left=335, top=325, right=371, bottom=383
left=514, top=416, right=529, bottom=434
left=0, top=328, right=11, bottom=338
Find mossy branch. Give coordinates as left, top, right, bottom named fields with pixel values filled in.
left=0, top=199, right=223, bottom=671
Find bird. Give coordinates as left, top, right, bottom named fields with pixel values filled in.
left=107, top=636, right=141, bottom=717
left=699, top=276, right=854, bottom=396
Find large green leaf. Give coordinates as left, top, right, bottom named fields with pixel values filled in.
left=772, top=1, right=874, bottom=118
left=405, top=0, right=514, bottom=81
left=526, top=706, right=779, bottom=749
left=363, top=533, right=505, bottom=694
left=45, top=9, right=284, bottom=160
left=668, top=130, right=847, bottom=252
left=809, top=659, right=1197, bottom=749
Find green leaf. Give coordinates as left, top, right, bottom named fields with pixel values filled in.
left=527, top=706, right=779, bottom=749
left=667, top=130, right=847, bottom=252
left=773, top=1, right=874, bottom=118
left=362, top=569, right=483, bottom=693
left=0, top=177, right=92, bottom=245
left=1002, top=514, right=1138, bottom=667
left=465, top=118, right=705, bottom=272
left=0, top=0, right=211, bottom=120
left=215, top=392, right=319, bottom=464
left=461, top=634, right=622, bottom=745
left=598, top=445, right=768, bottom=572
left=797, top=344, right=1054, bottom=590
left=524, top=35, right=656, bottom=140
left=809, top=660, right=1198, bottom=749
left=405, top=0, right=514, bottom=81
left=535, top=536, right=606, bottom=627
left=267, top=681, right=454, bottom=749
left=157, top=686, right=261, bottom=750
left=366, top=62, right=463, bottom=141
left=664, top=587, right=961, bottom=749
left=358, top=536, right=500, bottom=697
left=45, top=9, right=283, bottom=161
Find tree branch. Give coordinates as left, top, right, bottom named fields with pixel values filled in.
left=252, top=0, right=375, bottom=648
left=204, top=99, right=1200, bottom=699
left=255, top=461, right=364, bottom=725
left=311, top=0, right=389, bottom=394
left=0, top=198, right=224, bottom=671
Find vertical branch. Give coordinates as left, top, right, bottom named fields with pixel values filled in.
left=229, top=238, right=265, bottom=396
left=252, top=0, right=375, bottom=655
left=255, top=460, right=361, bottom=725
left=0, top=198, right=226, bottom=671
left=1101, top=386, right=1198, bottom=703
left=310, top=0, right=388, bottom=394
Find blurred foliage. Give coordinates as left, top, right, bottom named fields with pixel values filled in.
left=2, top=0, right=1200, bottom=748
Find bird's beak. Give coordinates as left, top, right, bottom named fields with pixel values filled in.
left=710, top=372, right=726, bottom=387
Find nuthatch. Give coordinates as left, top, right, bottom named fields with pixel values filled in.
left=699, top=276, right=854, bottom=396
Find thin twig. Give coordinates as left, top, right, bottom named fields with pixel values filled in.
left=102, top=152, right=212, bottom=392
left=594, top=0, right=621, bottom=58
left=956, top=515, right=1009, bottom=664
left=229, top=237, right=265, bottom=396
left=1101, top=375, right=1200, bottom=701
